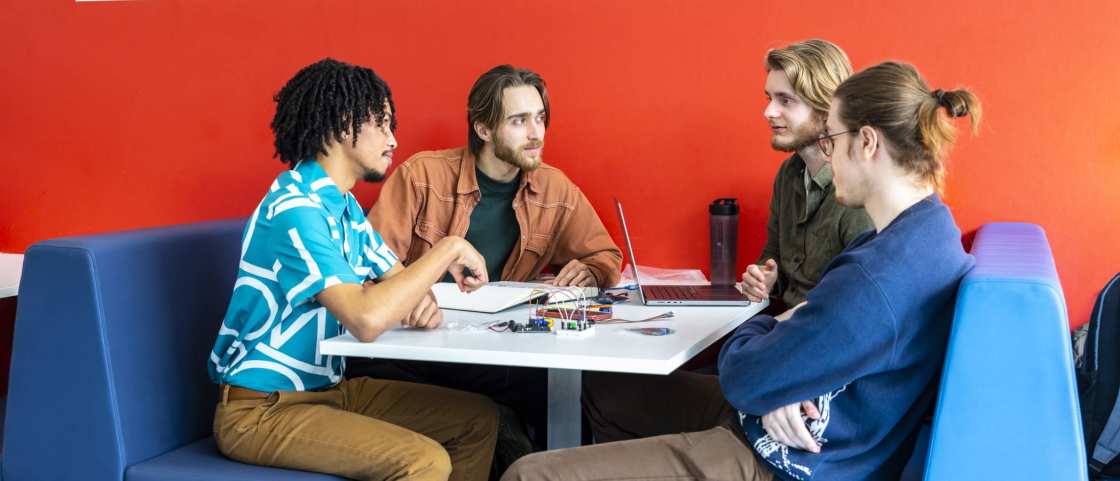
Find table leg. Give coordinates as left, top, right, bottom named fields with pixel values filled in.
left=547, top=368, right=581, bottom=449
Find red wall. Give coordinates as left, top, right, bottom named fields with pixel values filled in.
left=2, top=0, right=1118, bottom=329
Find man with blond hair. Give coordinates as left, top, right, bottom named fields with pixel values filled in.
left=582, top=39, right=874, bottom=445
left=739, top=39, right=873, bottom=310
left=504, top=59, right=980, bottom=481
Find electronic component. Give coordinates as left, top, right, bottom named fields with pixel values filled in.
left=509, top=318, right=552, bottom=333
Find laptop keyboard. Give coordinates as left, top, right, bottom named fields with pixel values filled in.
left=649, top=285, right=700, bottom=299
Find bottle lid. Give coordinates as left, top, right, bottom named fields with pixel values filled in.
left=709, top=198, right=739, bottom=215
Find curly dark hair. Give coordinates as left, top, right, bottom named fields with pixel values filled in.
left=270, top=58, right=397, bottom=167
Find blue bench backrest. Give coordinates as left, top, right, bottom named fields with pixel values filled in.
left=3, top=219, right=244, bottom=481
left=923, top=222, right=1087, bottom=480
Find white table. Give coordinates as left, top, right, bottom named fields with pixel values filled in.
left=0, top=253, right=24, bottom=298
left=320, top=297, right=767, bottom=449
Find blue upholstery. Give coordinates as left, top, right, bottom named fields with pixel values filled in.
left=0, top=218, right=1089, bottom=480
left=919, top=222, right=1087, bottom=480
left=2, top=220, right=343, bottom=481
left=125, top=438, right=340, bottom=481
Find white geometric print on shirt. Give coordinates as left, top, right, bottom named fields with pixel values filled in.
left=286, top=228, right=323, bottom=304
left=209, top=161, right=399, bottom=393
left=745, top=384, right=849, bottom=481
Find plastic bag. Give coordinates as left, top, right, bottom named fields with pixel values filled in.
left=614, top=264, right=709, bottom=288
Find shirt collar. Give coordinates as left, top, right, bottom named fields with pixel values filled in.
left=810, top=163, right=833, bottom=189
left=293, top=160, right=352, bottom=220
left=456, top=147, right=538, bottom=196
left=792, top=153, right=834, bottom=190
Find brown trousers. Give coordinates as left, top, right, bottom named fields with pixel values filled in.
left=214, top=378, right=499, bottom=481
left=500, top=370, right=773, bottom=481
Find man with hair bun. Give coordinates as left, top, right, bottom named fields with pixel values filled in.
left=581, top=38, right=873, bottom=449
left=502, top=61, right=980, bottom=481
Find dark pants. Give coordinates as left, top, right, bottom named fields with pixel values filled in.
left=347, top=358, right=547, bottom=479
left=582, top=369, right=737, bottom=443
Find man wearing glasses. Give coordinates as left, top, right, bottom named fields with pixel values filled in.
left=582, top=40, right=875, bottom=447
left=504, top=59, right=979, bottom=481
left=739, top=39, right=873, bottom=311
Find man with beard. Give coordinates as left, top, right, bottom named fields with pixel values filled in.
left=208, top=58, right=498, bottom=481
left=740, top=39, right=873, bottom=312
left=348, top=65, right=622, bottom=475
left=367, top=64, right=621, bottom=289
left=581, top=40, right=875, bottom=447
left=503, top=59, right=980, bottom=481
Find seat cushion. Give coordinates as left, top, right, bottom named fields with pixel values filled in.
left=126, top=437, right=346, bottom=481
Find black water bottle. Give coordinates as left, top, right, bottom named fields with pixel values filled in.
left=709, top=198, right=739, bottom=286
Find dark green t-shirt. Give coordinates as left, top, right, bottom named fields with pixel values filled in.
left=453, top=167, right=521, bottom=281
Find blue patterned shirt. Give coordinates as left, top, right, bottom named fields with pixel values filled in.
left=208, top=160, right=399, bottom=392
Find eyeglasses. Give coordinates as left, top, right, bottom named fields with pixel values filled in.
left=817, top=129, right=859, bottom=157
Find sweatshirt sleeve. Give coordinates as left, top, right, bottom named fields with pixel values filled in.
left=717, top=260, right=897, bottom=415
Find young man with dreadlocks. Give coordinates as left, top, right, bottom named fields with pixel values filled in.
left=207, top=58, right=498, bottom=481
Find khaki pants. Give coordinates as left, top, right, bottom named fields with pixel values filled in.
left=214, top=378, right=498, bottom=481
left=501, top=427, right=772, bottom=481
left=501, top=370, right=774, bottom=481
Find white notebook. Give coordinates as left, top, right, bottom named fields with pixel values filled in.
left=430, top=282, right=599, bottom=313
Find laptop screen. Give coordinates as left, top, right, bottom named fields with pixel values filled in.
left=613, top=199, right=647, bottom=304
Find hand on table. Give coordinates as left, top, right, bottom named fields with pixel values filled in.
left=547, top=260, right=597, bottom=287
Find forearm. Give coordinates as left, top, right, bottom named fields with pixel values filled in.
left=718, top=315, right=825, bottom=414
left=719, top=266, right=895, bottom=414
left=554, top=189, right=622, bottom=287
left=758, top=237, right=780, bottom=266
left=576, top=249, right=622, bottom=287
left=323, top=237, right=463, bottom=341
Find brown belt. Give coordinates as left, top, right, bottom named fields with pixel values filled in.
left=221, top=384, right=271, bottom=401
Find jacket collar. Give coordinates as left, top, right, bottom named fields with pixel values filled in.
left=293, top=160, right=352, bottom=220
left=456, top=147, right=539, bottom=196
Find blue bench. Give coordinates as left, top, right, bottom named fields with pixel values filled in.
left=2, top=220, right=343, bottom=481
left=1, top=220, right=1088, bottom=480
left=901, top=222, right=1087, bottom=480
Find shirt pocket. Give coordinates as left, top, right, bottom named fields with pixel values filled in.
left=806, top=222, right=843, bottom=278
left=524, top=232, right=553, bottom=256
left=409, top=214, right=448, bottom=260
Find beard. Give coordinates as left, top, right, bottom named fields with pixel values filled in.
left=770, top=117, right=824, bottom=153
left=362, top=170, right=386, bottom=183
left=362, top=152, right=392, bottom=182
left=493, top=137, right=544, bottom=171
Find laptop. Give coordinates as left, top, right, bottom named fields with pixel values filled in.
left=615, top=199, right=752, bottom=306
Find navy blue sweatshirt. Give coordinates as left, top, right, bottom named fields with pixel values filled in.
left=718, top=195, right=974, bottom=481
